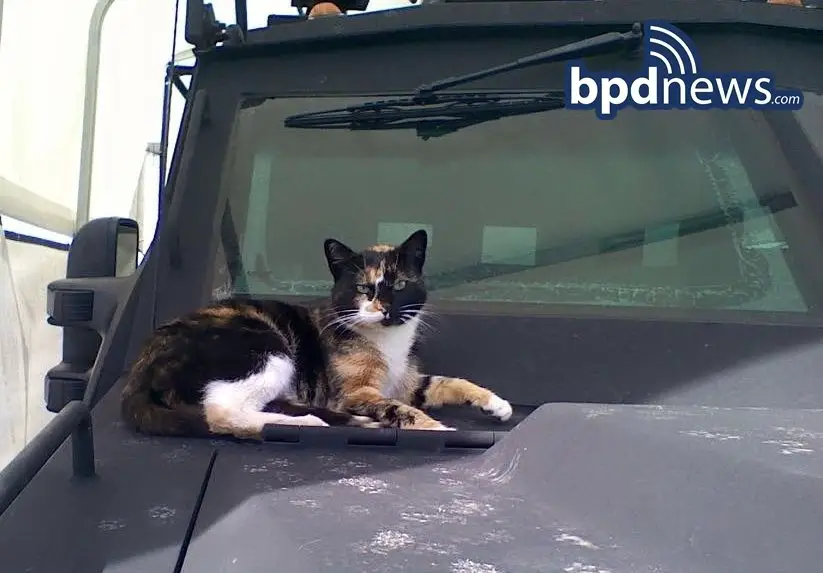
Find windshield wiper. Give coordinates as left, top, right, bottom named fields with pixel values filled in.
left=283, top=22, right=642, bottom=138
left=283, top=92, right=567, bottom=139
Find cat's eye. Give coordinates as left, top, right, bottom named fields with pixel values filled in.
left=356, top=284, right=372, bottom=294
left=393, top=280, right=407, bottom=291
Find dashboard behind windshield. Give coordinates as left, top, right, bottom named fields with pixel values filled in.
left=211, top=94, right=823, bottom=323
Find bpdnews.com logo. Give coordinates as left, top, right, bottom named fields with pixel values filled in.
left=565, top=21, right=805, bottom=119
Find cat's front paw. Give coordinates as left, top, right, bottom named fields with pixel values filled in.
left=412, top=423, right=456, bottom=431
left=482, top=394, right=513, bottom=422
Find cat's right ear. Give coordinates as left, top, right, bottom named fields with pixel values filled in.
left=324, top=238, right=356, bottom=281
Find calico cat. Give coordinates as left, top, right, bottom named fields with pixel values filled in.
left=120, top=229, right=512, bottom=440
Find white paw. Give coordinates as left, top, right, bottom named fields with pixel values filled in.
left=414, top=424, right=456, bottom=431
left=483, top=395, right=513, bottom=422
left=299, top=414, right=330, bottom=427
left=349, top=414, right=382, bottom=429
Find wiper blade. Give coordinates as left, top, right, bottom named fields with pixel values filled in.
left=283, top=22, right=642, bottom=137
left=283, top=91, right=566, bottom=139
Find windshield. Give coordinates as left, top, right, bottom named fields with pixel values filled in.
left=211, top=93, right=823, bottom=320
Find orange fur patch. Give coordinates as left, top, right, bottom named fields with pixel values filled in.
left=422, top=377, right=494, bottom=408
left=201, top=307, right=238, bottom=320
left=333, top=352, right=387, bottom=391
left=364, top=262, right=385, bottom=283
left=366, top=300, right=385, bottom=313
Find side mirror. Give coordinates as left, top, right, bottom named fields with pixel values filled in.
left=44, top=217, right=139, bottom=412
left=66, top=217, right=139, bottom=279
left=115, top=220, right=139, bottom=277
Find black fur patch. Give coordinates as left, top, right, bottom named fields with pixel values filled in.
left=411, top=375, right=433, bottom=408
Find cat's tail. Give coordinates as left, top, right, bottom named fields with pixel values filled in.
left=120, top=370, right=212, bottom=438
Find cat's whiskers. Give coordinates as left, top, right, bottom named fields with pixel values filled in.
left=322, top=305, right=355, bottom=319
left=319, top=310, right=362, bottom=336
left=395, top=302, right=438, bottom=336
left=417, top=300, right=441, bottom=314
left=321, top=320, right=351, bottom=336
left=326, top=312, right=359, bottom=327
left=397, top=302, right=430, bottom=314
left=406, top=313, right=437, bottom=336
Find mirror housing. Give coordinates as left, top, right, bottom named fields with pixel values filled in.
left=44, top=217, right=139, bottom=412
left=65, top=217, right=139, bottom=281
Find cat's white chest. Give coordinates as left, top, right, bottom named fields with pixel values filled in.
left=360, top=319, right=418, bottom=398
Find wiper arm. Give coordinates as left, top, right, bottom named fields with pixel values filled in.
left=283, top=23, right=643, bottom=137
left=414, top=22, right=642, bottom=99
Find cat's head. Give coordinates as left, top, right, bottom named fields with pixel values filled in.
left=323, top=229, right=428, bottom=329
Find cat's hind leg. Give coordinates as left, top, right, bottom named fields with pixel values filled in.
left=202, top=354, right=329, bottom=440
left=204, top=408, right=329, bottom=440
left=409, top=375, right=513, bottom=422
left=265, top=399, right=382, bottom=429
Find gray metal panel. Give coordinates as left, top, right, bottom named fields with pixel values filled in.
left=475, top=403, right=823, bottom=573
left=183, top=403, right=823, bottom=573
left=4, top=384, right=823, bottom=572
left=0, top=387, right=210, bottom=573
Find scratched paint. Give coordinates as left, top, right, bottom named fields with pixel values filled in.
left=762, top=439, right=814, bottom=455
left=774, top=426, right=823, bottom=440
left=290, top=499, right=320, bottom=509
left=563, top=563, right=613, bottom=573
left=147, top=505, right=176, bottom=520
left=555, top=534, right=600, bottom=550
left=367, top=530, right=415, bottom=554
left=242, top=463, right=269, bottom=473
left=415, top=541, right=459, bottom=556
left=481, top=530, right=515, bottom=544
left=345, top=504, right=371, bottom=516
left=160, top=444, right=192, bottom=463
left=680, top=430, right=742, bottom=441
left=450, top=558, right=502, bottom=573
left=399, top=496, right=496, bottom=526
left=584, top=407, right=617, bottom=419
left=97, top=519, right=127, bottom=532
left=432, top=466, right=455, bottom=474
left=337, top=476, right=389, bottom=494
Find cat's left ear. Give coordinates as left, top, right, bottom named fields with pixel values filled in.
left=397, top=229, right=428, bottom=274
left=324, top=238, right=357, bottom=281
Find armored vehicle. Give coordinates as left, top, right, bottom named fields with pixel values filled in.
left=2, top=1, right=823, bottom=571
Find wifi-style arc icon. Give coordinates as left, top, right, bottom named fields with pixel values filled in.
left=644, top=21, right=700, bottom=77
